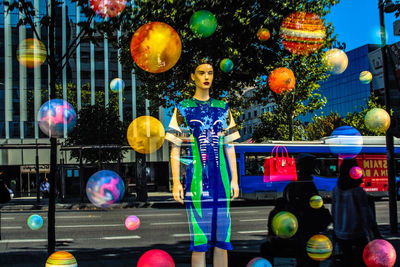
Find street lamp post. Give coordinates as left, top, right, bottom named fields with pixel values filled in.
left=379, top=0, right=398, bottom=234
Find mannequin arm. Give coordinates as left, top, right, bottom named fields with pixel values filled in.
left=170, top=143, right=184, bottom=204
left=224, top=143, right=239, bottom=199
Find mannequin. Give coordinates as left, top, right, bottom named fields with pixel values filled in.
left=165, top=60, right=240, bottom=267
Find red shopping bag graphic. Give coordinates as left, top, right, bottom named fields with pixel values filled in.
left=263, top=145, right=297, bottom=182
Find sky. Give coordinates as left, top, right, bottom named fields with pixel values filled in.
left=326, top=0, right=400, bottom=51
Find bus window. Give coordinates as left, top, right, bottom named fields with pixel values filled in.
left=244, top=153, right=268, bottom=175
left=396, top=158, right=400, bottom=176
left=314, top=157, right=338, bottom=177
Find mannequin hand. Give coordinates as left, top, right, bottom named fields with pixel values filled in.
left=173, top=182, right=184, bottom=204
left=230, top=182, right=239, bottom=200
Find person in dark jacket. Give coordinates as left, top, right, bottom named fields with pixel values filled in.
left=332, top=158, right=381, bottom=267
left=261, top=153, right=332, bottom=266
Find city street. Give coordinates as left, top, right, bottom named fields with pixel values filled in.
left=1, top=200, right=399, bottom=266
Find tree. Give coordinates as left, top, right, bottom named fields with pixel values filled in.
left=65, top=102, right=127, bottom=164
left=304, top=111, right=344, bottom=140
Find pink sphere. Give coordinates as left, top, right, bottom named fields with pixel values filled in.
left=125, top=215, right=140, bottom=231
left=363, top=239, right=396, bottom=267
left=137, top=249, right=175, bottom=267
left=350, top=166, right=363, bottom=179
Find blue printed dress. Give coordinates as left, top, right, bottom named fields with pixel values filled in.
left=165, top=97, right=240, bottom=252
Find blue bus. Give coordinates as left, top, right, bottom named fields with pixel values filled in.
left=234, top=136, right=400, bottom=200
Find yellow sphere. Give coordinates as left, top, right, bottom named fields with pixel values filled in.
left=17, top=38, right=47, bottom=68
left=127, top=116, right=165, bottom=154
left=309, top=195, right=323, bottom=209
left=359, top=71, right=373, bottom=84
left=365, top=108, right=391, bottom=132
left=46, top=251, right=77, bottom=267
left=307, top=234, right=332, bottom=261
left=323, top=48, right=348, bottom=75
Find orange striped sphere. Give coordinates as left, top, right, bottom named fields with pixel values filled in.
left=280, top=12, right=326, bottom=55
left=130, top=22, right=182, bottom=73
left=257, top=28, right=271, bottom=41
left=17, top=38, right=47, bottom=68
left=46, top=251, right=77, bottom=267
left=268, top=67, right=296, bottom=94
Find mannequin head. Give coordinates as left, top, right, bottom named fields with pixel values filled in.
left=190, top=58, right=214, bottom=93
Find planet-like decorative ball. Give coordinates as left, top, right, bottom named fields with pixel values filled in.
left=46, top=251, right=77, bottom=267
left=268, top=67, right=296, bottom=94
left=271, top=211, right=298, bottom=238
left=137, top=249, right=175, bottom=267
left=360, top=71, right=373, bottom=84
left=190, top=10, right=217, bottom=38
left=110, top=78, right=125, bottom=93
left=363, top=239, right=396, bottom=267
left=350, top=166, right=363, bottom=179
left=38, top=99, right=76, bottom=138
left=127, top=116, right=165, bottom=154
left=280, top=12, right=326, bottom=55
left=130, top=22, right=182, bottom=73
left=365, top=108, right=391, bottom=132
left=307, top=234, right=333, bottom=261
left=326, top=126, right=363, bottom=159
left=220, top=58, right=234, bottom=73
left=90, top=0, right=126, bottom=18
left=246, top=257, right=272, bottom=267
left=323, top=48, right=348, bottom=75
left=257, top=28, right=271, bottom=41
left=27, top=214, right=43, bottom=230
left=125, top=215, right=140, bottom=231
left=86, top=170, right=125, bottom=208
left=17, top=38, right=47, bottom=68
left=309, top=195, right=323, bottom=209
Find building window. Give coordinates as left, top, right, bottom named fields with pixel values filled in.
left=254, top=110, right=257, bottom=117
left=248, top=112, right=251, bottom=119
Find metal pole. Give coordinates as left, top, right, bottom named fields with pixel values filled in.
left=79, top=148, right=84, bottom=204
left=379, top=0, right=398, bottom=234
left=36, top=144, right=40, bottom=204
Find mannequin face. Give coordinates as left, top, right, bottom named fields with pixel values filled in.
left=191, top=64, right=214, bottom=90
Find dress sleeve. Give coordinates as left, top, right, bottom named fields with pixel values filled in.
left=165, top=107, right=187, bottom=147
left=223, top=108, right=240, bottom=144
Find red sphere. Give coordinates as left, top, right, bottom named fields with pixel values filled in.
left=268, top=67, right=296, bottom=94
left=137, top=249, right=175, bottom=267
left=363, top=239, right=396, bottom=267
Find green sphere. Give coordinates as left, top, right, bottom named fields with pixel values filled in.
left=365, top=108, right=391, bottom=132
left=220, top=58, right=234, bottom=73
left=190, top=10, right=217, bottom=38
left=271, top=211, right=298, bottom=238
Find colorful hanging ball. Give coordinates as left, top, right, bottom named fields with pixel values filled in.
left=363, top=239, right=396, bottom=267
left=246, top=257, right=272, bottom=267
left=130, top=22, right=182, bottom=73
left=360, top=71, right=373, bottom=84
left=280, top=12, right=326, bottom=55
left=90, top=0, right=126, bottom=18
left=309, top=195, right=323, bottom=209
left=127, top=116, right=165, bottom=154
left=350, top=166, right=363, bottom=179
left=45, top=251, right=77, bottom=267
left=307, top=234, right=333, bottom=261
left=190, top=10, right=217, bottom=38
left=323, top=48, right=348, bottom=75
left=271, top=211, right=298, bottom=238
left=27, top=214, right=44, bottom=230
left=110, top=78, right=125, bottom=93
left=365, top=108, right=391, bottom=132
left=17, top=38, right=47, bottom=68
left=137, top=249, right=175, bottom=267
left=268, top=67, right=296, bottom=94
left=220, top=58, right=234, bottom=73
left=125, top=215, right=140, bottom=231
left=257, top=28, right=271, bottom=41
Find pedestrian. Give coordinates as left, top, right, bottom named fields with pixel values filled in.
left=331, top=158, right=381, bottom=267
left=261, top=153, right=332, bottom=266
left=40, top=177, right=50, bottom=198
left=165, top=58, right=240, bottom=267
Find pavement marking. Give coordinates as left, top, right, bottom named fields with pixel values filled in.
left=56, top=215, right=101, bottom=219
left=150, top=222, right=188, bottom=225
left=386, top=236, right=400, bottom=240
left=239, top=219, right=268, bottom=222
left=56, top=224, right=123, bottom=228
left=230, top=211, right=258, bottom=214
left=135, top=213, right=183, bottom=217
left=102, top=236, right=141, bottom=240
left=237, top=230, right=268, bottom=234
left=1, top=217, right=15, bottom=220
left=0, top=238, right=73, bottom=243
left=2, top=226, right=22, bottom=229
left=173, top=233, right=211, bottom=237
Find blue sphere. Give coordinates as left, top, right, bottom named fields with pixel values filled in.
left=220, top=58, right=234, bottom=73
left=110, top=78, right=125, bottom=93
left=247, top=257, right=272, bottom=267
left=27, top=214, right=43, bottom=230
left=327, top=126, right=363, bottom=159
left=37, top=99, right=76, bottom=137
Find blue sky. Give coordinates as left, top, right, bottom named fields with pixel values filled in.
left=326, top=0, right=400, bottom=51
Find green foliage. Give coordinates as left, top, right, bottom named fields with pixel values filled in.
left=65, top=102, right=127, bottom=164
left=95, top=0, right=339, bottom=127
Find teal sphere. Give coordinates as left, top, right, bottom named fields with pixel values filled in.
left=110, top=78, right=125, bottom=93
left=220, top=58, right=234, bottom=73
left=190, top=10, right=217, bottom=38
left=27, top=214, right=43, bottom=230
